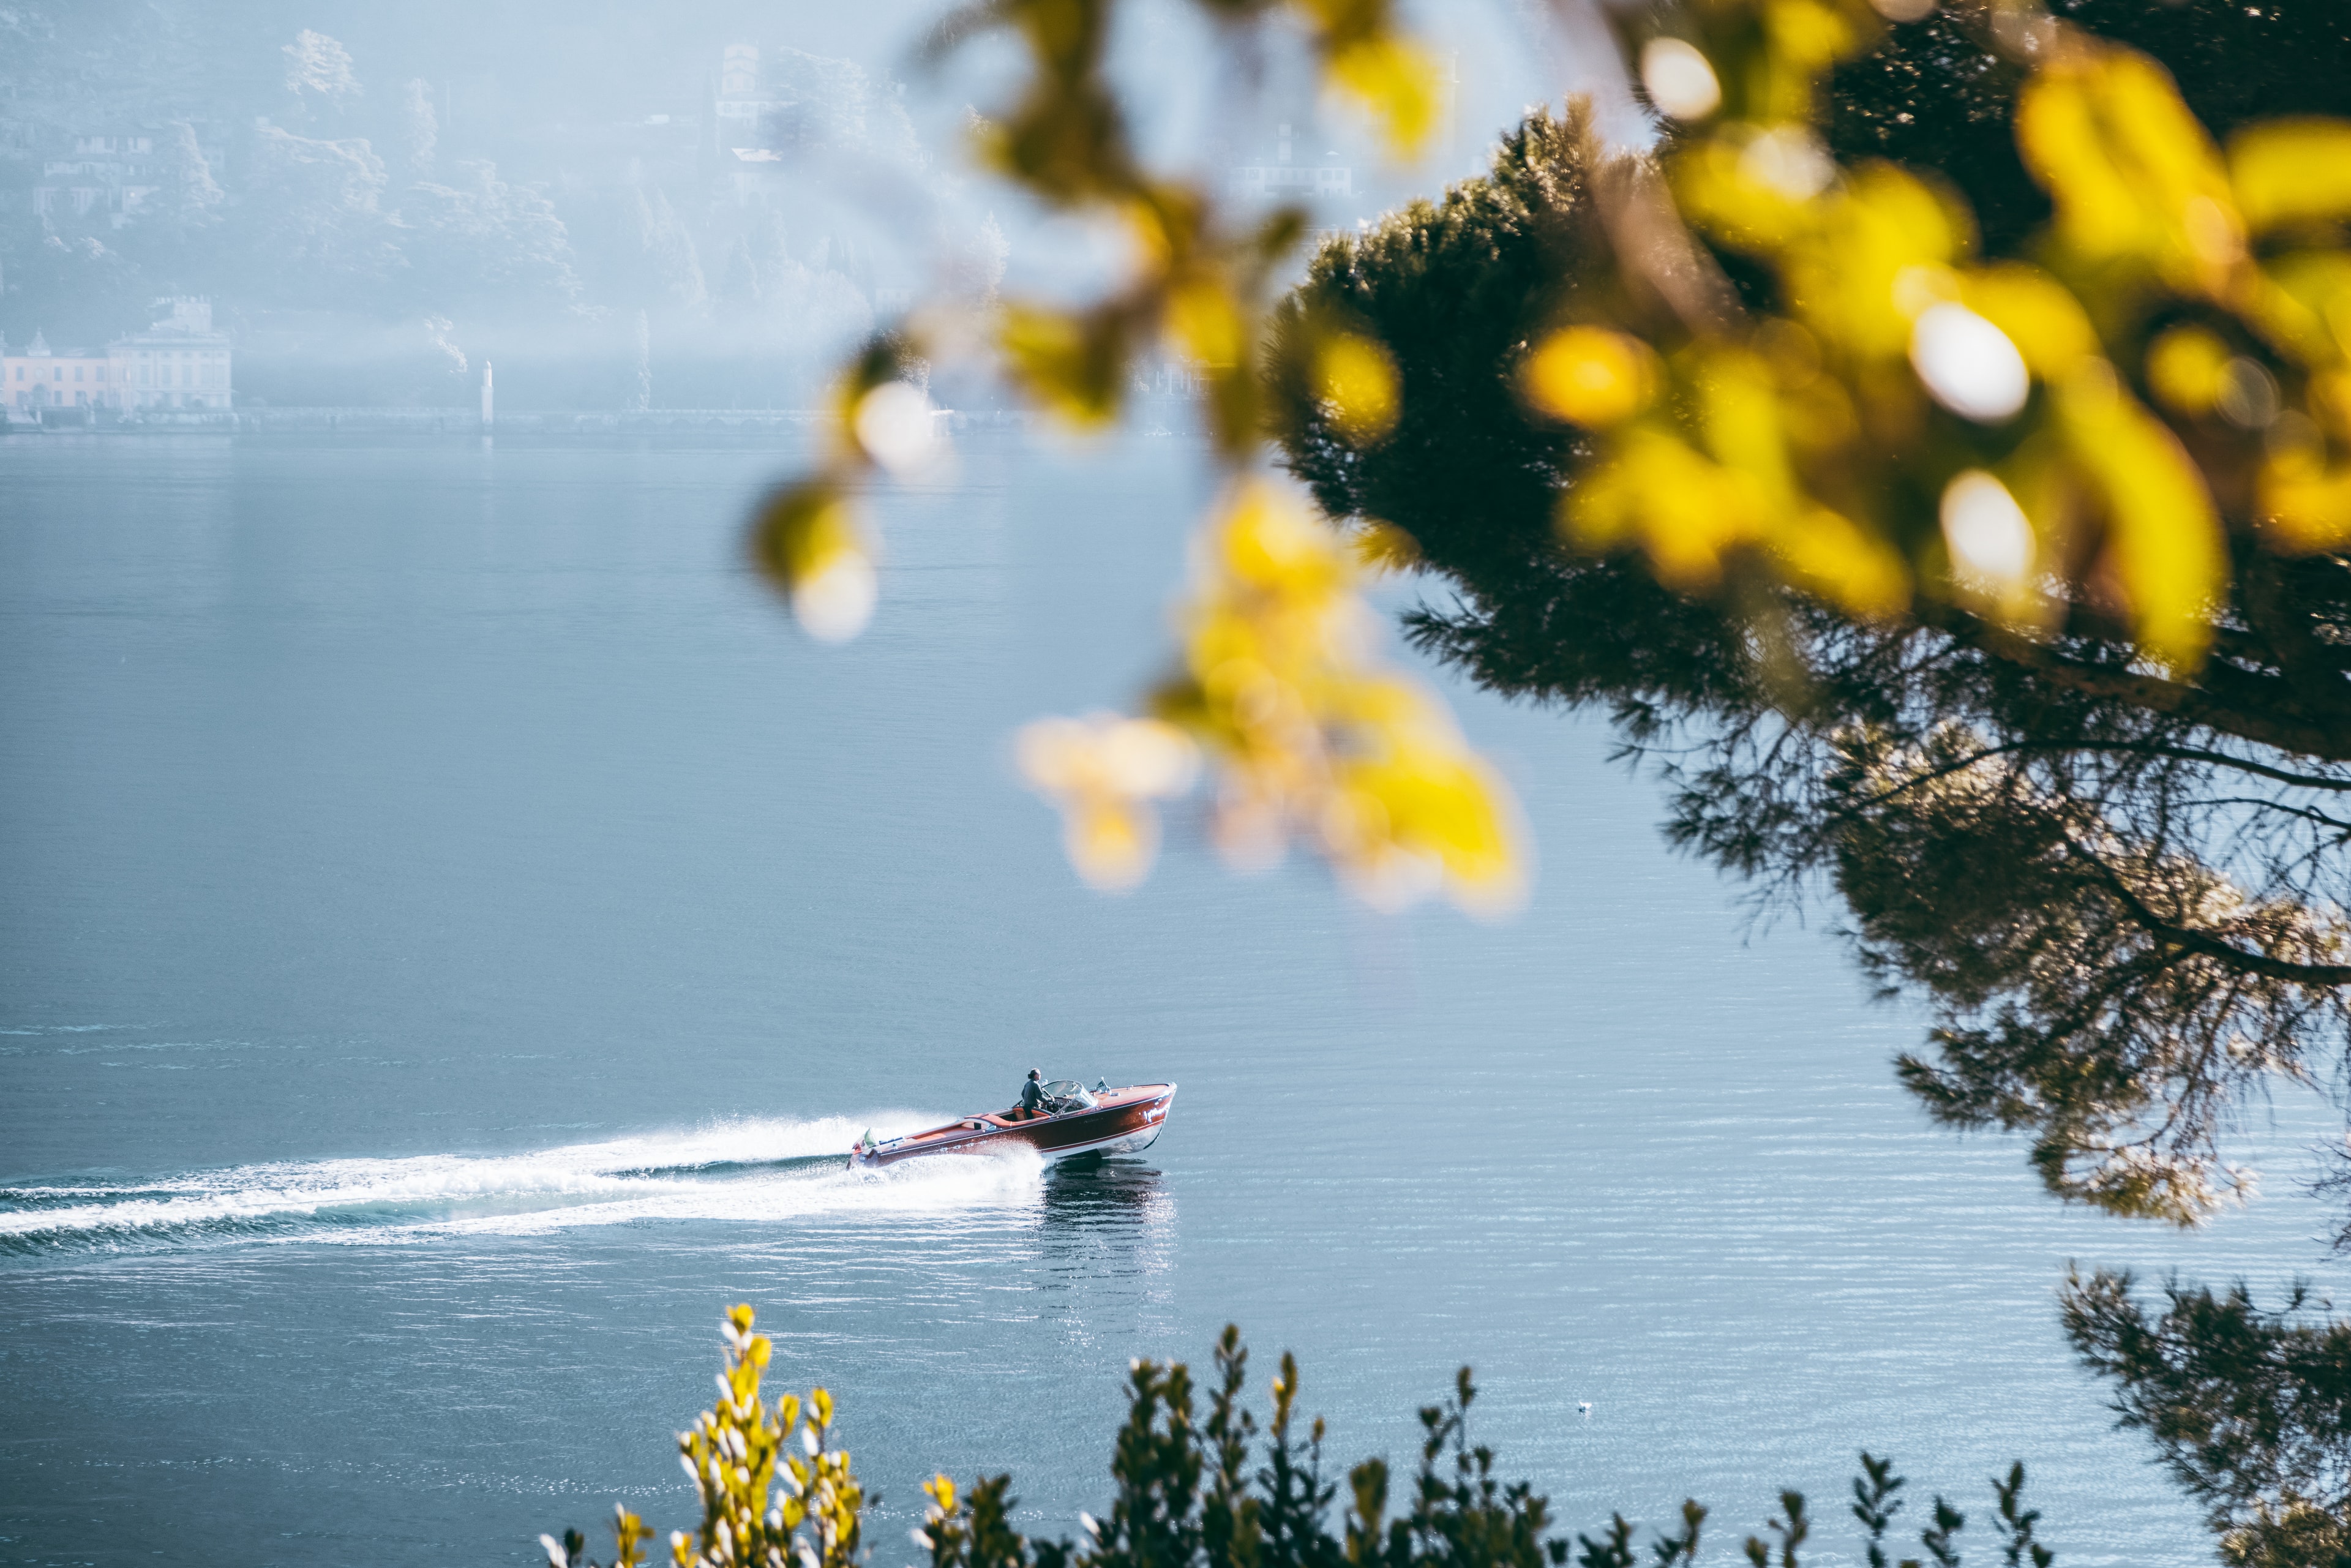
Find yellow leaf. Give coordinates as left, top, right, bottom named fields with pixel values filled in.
left=748, top=482, right=879, bottom=645
left=1778, top=372, right=1861, bottom=451
left=1518, top=327, right=1659, bottom=427
left=1016, top=715, right=1197, bottom=799
left=1695, top=349, right=1794, bottom=494
left=1016, top=713, right=1198, bottom=893
left=2316, top=369, right=2351, bottom=440
left=1760, top=0, right=1862, bottom=123
left=1212, top=479, right=1351, bottom=600
left=2143, top=324, right=2232, bottom=416
left=1674, top=138, right=1819, bottom=257
left=2055, top=366, right=2223, bottom=672
left=1315, top=331, right=1400, bottom=443
left=2247, top=251, right=2351, bottom=367
left=2015, top=45, right=2243, bottom=297
left=998, top=303, right=1122, bottom=426
left=1690, top=347, right=1909, bottom=618
left=1565, top=427, right=1763, bottom=591
left=1123, top=197, right=1177, bottom=276
left=2258, top=446, right=2351, bottom=553
left=1324, top=34, right=1438, bottom=161
left=2229, top=119, right=2351, bottom=234
left=1322, top=693, right=1526, bottom=917
left=1812, top=165, right=1967, bottom=351
left=1166, top=278, right=1245, bottom=367
left=1962, top=263, right=2100, bottom=380
left=1142, top=479, right=1529, bottom=913
left=1063, top=800, right=1158, bottom=891
left=1770, top=505, right=1911, bottom=620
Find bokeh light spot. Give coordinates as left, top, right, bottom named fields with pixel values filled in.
left=1910, top=303, right=2031, bottom=423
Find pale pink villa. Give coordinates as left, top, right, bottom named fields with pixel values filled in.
left=2, top=297, right=232, bottom=416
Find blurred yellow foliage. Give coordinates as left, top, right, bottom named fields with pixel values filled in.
left=2260, top=444, right=2351, bottom=555
left=2053, top=364, right=2224, bottom=670
left=748, top=0, right=1517, bottom=911
left=1147, top=481, right=1525, bottom=914
left=1518, top=328, right=1659, bottom=427
left=2145, top=324, right=2233, bottom=417
left=1006, top=478, right=1525, bottom=912
left=2229, top=120, right=2351, bottom=235
left=1000, top=304, right=1126, bottom=427
left=1168, top=278, right=1249, bottom=369
left=1962, top=265, right=2099, bottom=379
left=1757, top=0, right=1859, bottom=122
left=748, top=484, right=879, bottom=647
left=1324, top=33, right=1441, bottom=159
left=1565, top=0, right=2351, bottom=669
left=1016, top=715, right=1201, bottom=890
left=1314, top=332, right=1401, bottom=444
left=753, top=0, right=2351, bottom=907
left=2017, top=46, right=2246, bottom=298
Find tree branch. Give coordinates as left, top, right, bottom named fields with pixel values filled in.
left=1914, top=600, right=2351, bottom=762
left=2057, top=838, right=2351, bottom=987
left=1839, top=740, right=2351, bottom=823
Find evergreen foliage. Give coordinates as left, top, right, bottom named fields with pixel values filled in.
left=1269, top=9, right=2351, bottom=1234
left=1823, top=0, right=2351, bottom=255
left=2063, top=1269, right=2351, bottom=1562
left=1264, top=9, right=2351, bottom=1554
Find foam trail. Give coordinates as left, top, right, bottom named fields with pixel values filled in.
left=0, top=1112, right=1044, bottom=1256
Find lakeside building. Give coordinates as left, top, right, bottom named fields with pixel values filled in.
left=1, top=332, right=115, bottom=411
left=111, top=298, right=234, bottom=411
left=1, top=298, right=233, bottom=415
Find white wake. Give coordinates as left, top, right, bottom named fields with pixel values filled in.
left=0, top=1112, right=1048, bottom=1253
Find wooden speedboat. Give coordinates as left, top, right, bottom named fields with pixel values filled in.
left=847, top=1080, right=1176, bottom=1170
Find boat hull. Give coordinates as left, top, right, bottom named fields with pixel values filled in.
left=848, top=1083, right=1176, bottom=1170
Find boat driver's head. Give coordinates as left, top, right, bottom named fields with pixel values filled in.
left=1029, top=1068, right=1041, bottom=1080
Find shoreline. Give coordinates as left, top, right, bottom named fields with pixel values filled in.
left=0, top=403, right=1210, bottom=437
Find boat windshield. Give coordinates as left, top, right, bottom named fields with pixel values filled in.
left=1039, top=1079, right=1095, bottom=1111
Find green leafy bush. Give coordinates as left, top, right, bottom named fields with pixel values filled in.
left=548, top=1312, right=2055, bottom=1568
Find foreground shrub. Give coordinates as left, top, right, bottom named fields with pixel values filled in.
left=546, top=1308, right=2057, bottom=1568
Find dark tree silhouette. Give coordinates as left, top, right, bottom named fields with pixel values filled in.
left=1267, top=9, right=2351, bottom=1553
left=1270, top=10, right=2351, bottom=1233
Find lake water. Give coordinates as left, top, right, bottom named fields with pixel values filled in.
left=1, top=431, right=2337, bottom=1567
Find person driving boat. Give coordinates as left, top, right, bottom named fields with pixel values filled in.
left=1017, top=1068, right=1046, bottom=1118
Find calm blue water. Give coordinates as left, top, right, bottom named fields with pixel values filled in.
left=1, top=432, right=2337, bottom=1567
